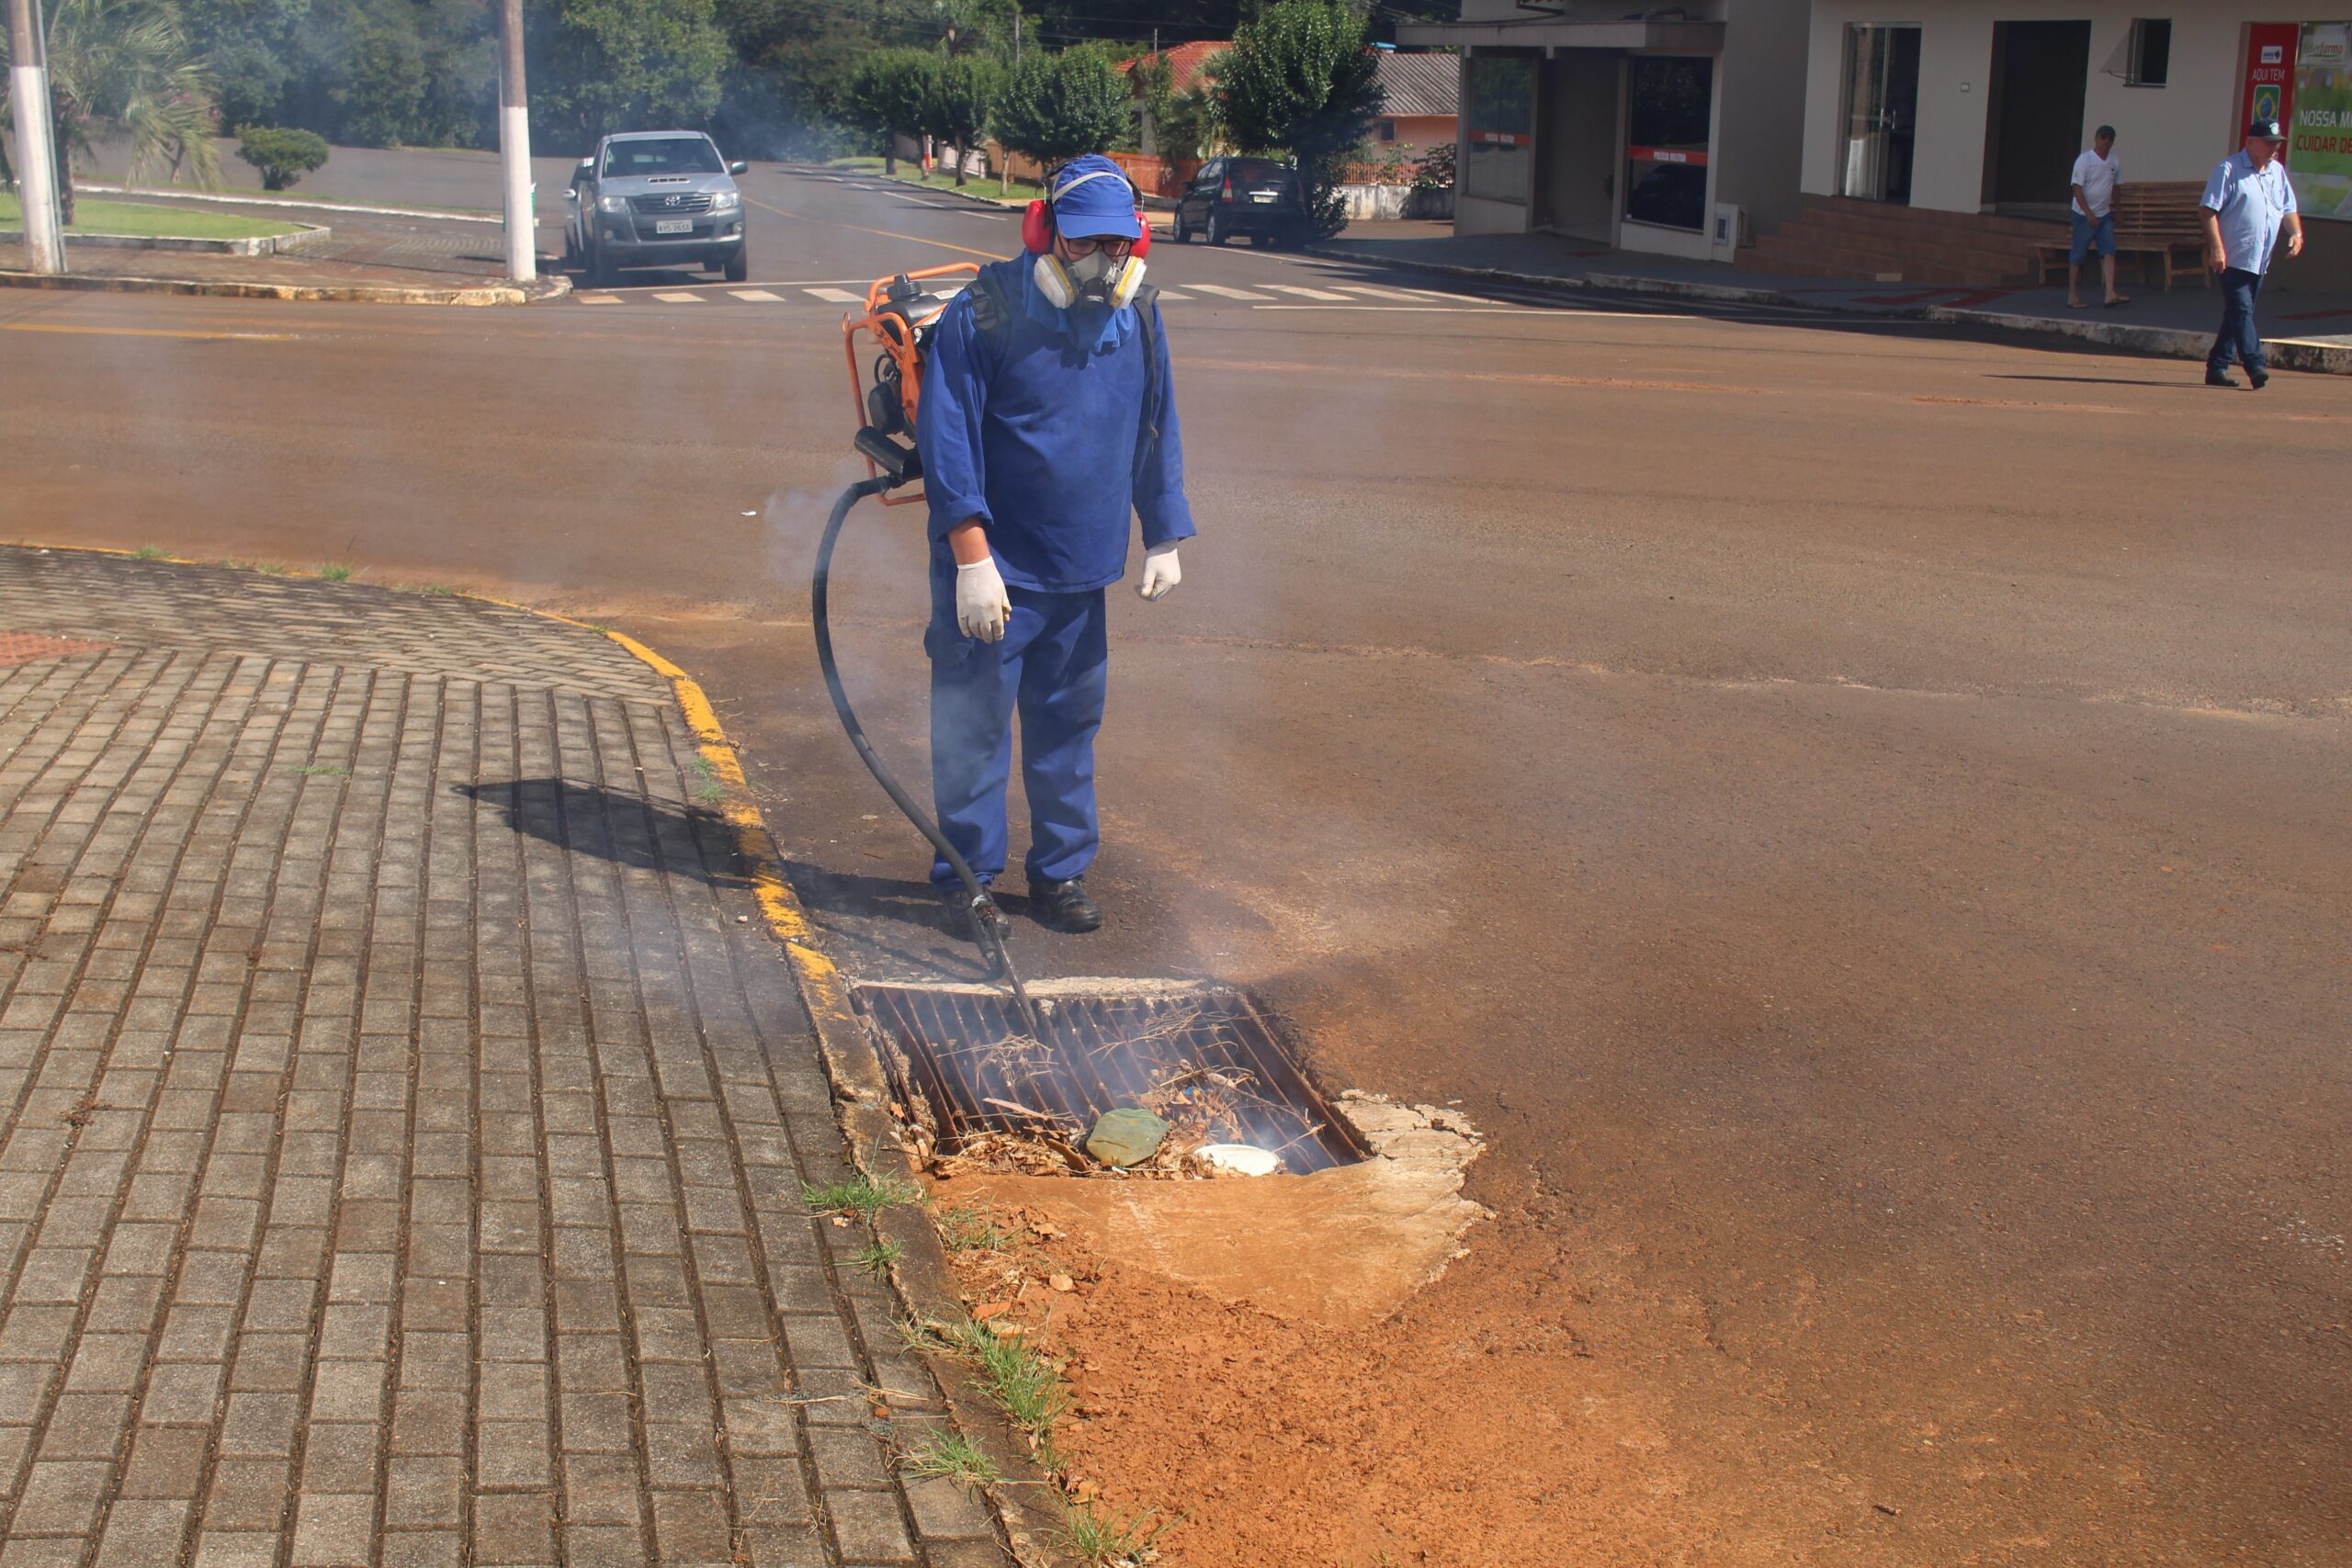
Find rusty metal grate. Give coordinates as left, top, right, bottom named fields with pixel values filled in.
left=854, top=985, right=1368, bottom=1174
left=0, top=632, right=115, bottom=667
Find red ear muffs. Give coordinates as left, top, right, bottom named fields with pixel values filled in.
left=1130, top=216, right=1152, bottom=258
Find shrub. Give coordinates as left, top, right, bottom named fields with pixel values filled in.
left=236, top=126, right=331, bottom=190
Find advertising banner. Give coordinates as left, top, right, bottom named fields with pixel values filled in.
left=2244, top=22, right=2300, bottom=138
left=2293, top=23, right=2352, bottom=219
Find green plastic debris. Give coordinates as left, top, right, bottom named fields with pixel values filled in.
left=1085, top=1107, right=1169, bottom=1168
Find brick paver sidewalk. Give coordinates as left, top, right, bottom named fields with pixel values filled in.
left=0, top=550, right=1008, bottom=1567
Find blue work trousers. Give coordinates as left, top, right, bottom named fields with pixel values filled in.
left=2209, top=267, right=2266, bottom=378
left=927, top=586, right=1109, bottom=889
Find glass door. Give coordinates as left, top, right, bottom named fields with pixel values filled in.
left=1838, top=25, right=1920, bottom=203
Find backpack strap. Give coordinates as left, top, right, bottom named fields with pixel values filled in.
left=1131, top=281, right=1164, bottom=466
left=968, top=267, right=1015, bottom=360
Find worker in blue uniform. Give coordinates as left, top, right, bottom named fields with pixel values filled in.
left=914, top=154, right=1193, bottom=934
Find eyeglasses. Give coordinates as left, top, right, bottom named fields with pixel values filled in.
left=1059, top=235, right=1135, bottom=259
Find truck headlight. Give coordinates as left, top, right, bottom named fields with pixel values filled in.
left=710, top=191, right=741, bottom=212
left=598, top=194, right=628, bottom=214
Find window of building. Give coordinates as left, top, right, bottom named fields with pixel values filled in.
left=1462, top=54, right=1536, bottom=205
left=1624, top=55, right=1714, bottom=231
left=2127, top=18, right=2171, bottom=85
left=1378, top=119, right=1397, bottom=142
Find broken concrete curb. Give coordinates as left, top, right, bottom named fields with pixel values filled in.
left=0, top=267, right=571, bottom=306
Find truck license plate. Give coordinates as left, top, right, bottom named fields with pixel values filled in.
left=654, top=219, right=694, bottom=234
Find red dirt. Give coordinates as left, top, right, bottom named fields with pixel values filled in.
left=936, top=1179, right=1843, bottom=1568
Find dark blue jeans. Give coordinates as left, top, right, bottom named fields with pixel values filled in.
left=926, top=584, right=1109, bottom=889
left=2209, top=267, right=2266, bottom=377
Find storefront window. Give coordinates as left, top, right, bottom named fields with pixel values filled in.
left=1463, top=53, right=1535, bottom=205
left=1624, top=56, right=1713, bottom=231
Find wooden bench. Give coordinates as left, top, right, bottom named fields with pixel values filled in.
left=2036, top=181, right=2211, bottom=291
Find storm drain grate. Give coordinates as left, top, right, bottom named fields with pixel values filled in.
left=853, top=985, right=1369, bottom=1174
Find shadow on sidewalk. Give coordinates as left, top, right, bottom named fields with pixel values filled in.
left=455, top=778, right=742, bottom=882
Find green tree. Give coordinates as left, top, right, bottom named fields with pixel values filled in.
left=991, top=47, right=1127, bottom=187
left=922, top=53, right=999, bottom=186
left=1156, top=61, right=1226, bottom=164
left=177, top=0, right=309, bottom=129
left=846, top=47, right=935, bottom=174
left=526, top=0, right=730, bottom=146
left=2, top=0, right=223, bottom=221
left=1215, top=0, right=1380, bottom=235
left=236, top=122, right=329, bottom=186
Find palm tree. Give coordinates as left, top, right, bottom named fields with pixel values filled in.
left=2, top=0, right=220, bottom=224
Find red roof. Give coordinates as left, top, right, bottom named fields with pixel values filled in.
left=1119, top=39, right=1230, bottom=97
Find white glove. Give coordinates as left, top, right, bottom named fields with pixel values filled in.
left=956, top=555, right=1011, bottom=642
left=1137, top=542, right=1182, bottom=601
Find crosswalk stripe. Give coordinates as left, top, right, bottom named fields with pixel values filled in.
left=575, top=293, right=621, bottom=305
left=805, top=287, right=865, bottom=303
left=1334, top=284, right=1449, bottom=302
left=652, top=291, right=703, bottom=303
left=1186, top=283, right=1276, bottom=301
left=1266, top=284, right=1352, bottom=301
left=729, top=289, right=784, bottom=302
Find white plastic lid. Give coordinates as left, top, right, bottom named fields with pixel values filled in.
left=1195, top=1144, right=1282, bottom=1176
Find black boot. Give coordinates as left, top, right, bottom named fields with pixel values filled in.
left=938, top=885, right=1011, bottom=941
left=1029, top=878, right=1103, bottom=933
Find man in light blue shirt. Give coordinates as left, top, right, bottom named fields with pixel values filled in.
left=2199, top=119, right=2304, bottom=389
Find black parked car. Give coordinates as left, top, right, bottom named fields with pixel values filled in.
left=1172, top=157, right=1309, bottom=249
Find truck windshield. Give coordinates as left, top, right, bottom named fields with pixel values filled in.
left=603, top=139, right=723, bottom=176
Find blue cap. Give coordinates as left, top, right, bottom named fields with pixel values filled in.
left=1048, top=154, right=1141, bottom=240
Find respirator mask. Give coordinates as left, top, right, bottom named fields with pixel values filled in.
left=1035, top=244, right=1145, bottom=310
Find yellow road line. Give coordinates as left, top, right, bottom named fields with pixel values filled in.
left=0, top=321, right=296, bottom=342
left=741, top=195, right=1006, bottom=262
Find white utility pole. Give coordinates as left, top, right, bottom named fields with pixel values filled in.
left=495, top=0, right=536, bottom=282
left=6, top=0, right=66, bottom=275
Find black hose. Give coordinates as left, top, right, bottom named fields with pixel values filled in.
left=812, top=478, right=1040, bottom=1032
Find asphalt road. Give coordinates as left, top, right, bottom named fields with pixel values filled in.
left=3, top=167, right=2346, bottom=1564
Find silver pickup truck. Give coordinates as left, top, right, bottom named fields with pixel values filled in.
left=565, top=130, right=750, bottom=286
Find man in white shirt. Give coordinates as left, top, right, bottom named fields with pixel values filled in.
left=2068, top=125, right=2127, bottom=309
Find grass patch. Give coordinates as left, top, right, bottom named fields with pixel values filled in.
left=907, top=1317, right=1068, bottom=1470
left=318, top=564, right=353, bottom=582
left=416, top=584, right=453, bottom=596
left=687, top=755, right=727, bottom=806
left=1061, top=1499, right=1172, bottom=1566
left=298, top=763, right=349, bottom=777
left=801, top=1170, right=920, bottom=1221
left=253, top=562, right=290, bottom=576
left=897, top=1429, right=1001, bottom=1492
left=851, top=1235, right=904, bottom=1277
left=933, top=1204, right=1016, bottom=1255
left=2, top=192, right=299, bottom=241
left=132, top=545, right=164, bottom=559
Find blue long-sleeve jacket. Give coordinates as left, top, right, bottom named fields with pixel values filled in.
left=915, top=258, right=1194, bottom=594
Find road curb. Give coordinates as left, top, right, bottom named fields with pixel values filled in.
left=0, top=267, right=570, bottom=306
left=1, top=223, right=333, bottom=256
left=1302, top=240, right=2352, bottom=373
left=74, top=182, right=503, bottom=224
left=14, top=541, right=1065, bottom=1564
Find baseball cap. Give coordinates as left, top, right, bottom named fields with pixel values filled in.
left=2248, top=118, right=2286, bottom=141
left=1047, top=154, right=1142, bottom=241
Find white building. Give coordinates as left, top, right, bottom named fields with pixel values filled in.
left=1790, top=6, right=2352, bottom=287
left=1398, top=0, right=1814, bottom=263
